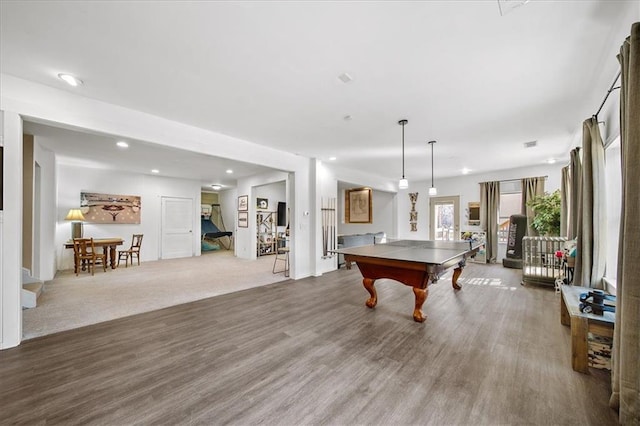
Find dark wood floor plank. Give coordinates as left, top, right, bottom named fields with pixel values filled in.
left=0, top=263, right=618, bottom=425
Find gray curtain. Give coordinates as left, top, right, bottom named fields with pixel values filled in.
left=610, top=22, right=640, bottom=424
left=573, top=117, right=606, bottom=289
left=560, top=166, right=569, bottom=237
left=480, top=181, right=500, bottom=263
left=568, top=148, right=582, bottom=240
left=521, top=176, right=545, bottom=236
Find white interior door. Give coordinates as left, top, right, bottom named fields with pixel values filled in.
left=429, top=196, right=460, bottom=241
left=161, top=197, right=194, bottom=259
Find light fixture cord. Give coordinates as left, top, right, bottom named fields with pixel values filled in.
left=402, top=123, right=405, bottom=179
left=430, top=141, right=435, bottom=188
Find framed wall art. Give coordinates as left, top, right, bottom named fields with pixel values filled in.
left=257, top=198, right=268, bottom=210
left=345, top=187, right=372, bottom=224
left=238, top=211, right=249, bottom=228
left=238, top=195, right=249, bottom=211
left=80, top=192, right=141, bottom=224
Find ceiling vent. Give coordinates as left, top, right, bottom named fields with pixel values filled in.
left=338, top=73, right=353, bottom=84
left=524, top=140, right=538, bottom=149
left=498, top=0, right=531, bottom=16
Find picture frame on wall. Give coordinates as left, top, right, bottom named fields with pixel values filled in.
left=257, top=198, right=268, bottom=210
left=238, top=211, right=249, bottom=228
left=345, top=187, right=373, bottom=224
left=80, top=192, right=141, bottom=224
left=238, top=195, right=249, bottom=211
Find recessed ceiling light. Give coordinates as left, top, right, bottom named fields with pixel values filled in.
left=343, top=115, right=352, bottom=121
left=211, top=185, right=222, bottom=191
left=151, top=169, right=159, bottom=174
left=462, top=167, right=471, bottom=175
left=547, top=158, right=556, bottom=164
left=58, top=73, right=83, bottom=87
left=116, top=141, right=129, bottom=148
left=226, top=169, right=233, bottom=174
left=329, top=156, right=337, bottom=161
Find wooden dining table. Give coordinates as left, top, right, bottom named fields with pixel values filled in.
left=65, top=238, right=124, bottom=271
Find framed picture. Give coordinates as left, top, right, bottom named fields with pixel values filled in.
left=345, top=187, right=372, bottom=224
left=238, top=211, right=249, bottom=228
left=80, top=192, right=141, bottom=224
left=257, top=198, right=268, bottom=210
left=238, top=195, right=249, bottom=211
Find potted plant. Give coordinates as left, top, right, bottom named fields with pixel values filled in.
left=526, top=190, right=561, bottom=236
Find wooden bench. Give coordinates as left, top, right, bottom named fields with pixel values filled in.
left=560, top=285, right=615, bottom=373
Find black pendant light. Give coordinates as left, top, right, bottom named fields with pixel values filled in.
left=398, top=119, right=408, bottom=189
left=428, top=140, right=437, bottom=196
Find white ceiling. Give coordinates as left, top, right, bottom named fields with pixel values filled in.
left=21, top=120, right=277, bottom=190
left=1, top=1, right=638, bottom=188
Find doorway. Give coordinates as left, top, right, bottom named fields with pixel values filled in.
left=429, top=195, right=460, bottom=241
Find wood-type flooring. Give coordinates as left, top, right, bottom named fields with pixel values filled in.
left=0, top=263, right=617, bottom=425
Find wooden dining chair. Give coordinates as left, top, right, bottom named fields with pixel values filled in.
left=72, top=238, right=107, bottom=276
left=118, top=234, right=143, bottom=267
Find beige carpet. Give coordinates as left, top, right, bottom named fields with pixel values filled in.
left=23, top=250, right=289, bottom=340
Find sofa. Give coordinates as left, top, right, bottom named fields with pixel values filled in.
left=337, top=231, right=386, bottom=268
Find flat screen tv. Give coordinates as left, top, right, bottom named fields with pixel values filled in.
left=277, top=202, right=286, bottom=227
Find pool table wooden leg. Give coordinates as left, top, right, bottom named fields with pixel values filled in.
left=362, top=278, right=377, bottom=308
left=412, top=287, right=428, bottom=322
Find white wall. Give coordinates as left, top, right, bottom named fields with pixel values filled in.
left=1, top=111, right=23, bottom=349
left=337, top=182, right=396, bottom=238
left=217, top=188, right=238, bottom=236
left=234, top=170, right=289, bottom=261
left=56, top=164, right=202, bottom=270
left=396, top=163, right=564, bottom=259
left=33, top=143, right=56, bottom=280
left=256, top=181, right=286, bottom=216
left=315, top=161, right=339, bottom=275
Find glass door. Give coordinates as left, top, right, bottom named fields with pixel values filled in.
left=429, top=196, right=460, bottom=241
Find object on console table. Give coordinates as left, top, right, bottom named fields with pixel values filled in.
left=560, top=285, right=615, bottom=373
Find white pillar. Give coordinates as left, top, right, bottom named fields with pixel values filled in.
left=1, top=110, right=23, bottom=349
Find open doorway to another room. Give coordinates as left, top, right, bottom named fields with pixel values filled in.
left=200, top=190, right=234, bottom=254
left=255, top=180, right=288, bottom=259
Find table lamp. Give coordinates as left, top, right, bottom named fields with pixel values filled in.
left=65, top=208, right=86, bottom=239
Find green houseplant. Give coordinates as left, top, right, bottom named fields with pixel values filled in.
left=526, top=190, right=561, bottom=236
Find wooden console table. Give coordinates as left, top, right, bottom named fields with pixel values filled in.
left=560, top=285, right=615, bottom=373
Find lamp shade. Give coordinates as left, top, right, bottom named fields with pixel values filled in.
left=65, top=209, right=86, bottom=221
left=399, top=179, right=409, bottom=189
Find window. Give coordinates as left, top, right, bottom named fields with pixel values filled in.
left=498, top=180, right=522, bottom=243
left=604, top=135, right=621, bottom=285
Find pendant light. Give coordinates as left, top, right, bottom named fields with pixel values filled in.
left=398, top=119, right=408, bottom=189
left=428, top=140, right=437, bottom=196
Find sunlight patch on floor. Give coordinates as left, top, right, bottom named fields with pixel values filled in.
left=463, top=277, right=517, bottom=291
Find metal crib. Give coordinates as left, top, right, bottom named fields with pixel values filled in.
left=522, top=236, right=567, bottom=286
